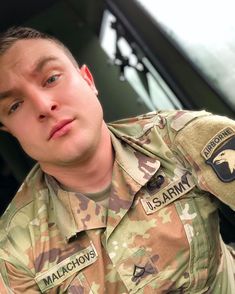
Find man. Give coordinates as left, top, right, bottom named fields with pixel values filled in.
left=0, top=27, right=234, bottom=293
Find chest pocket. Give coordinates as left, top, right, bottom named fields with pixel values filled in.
left=116, top=247, right=158, bottom=294
left=106, top=170, right=194, bottom=293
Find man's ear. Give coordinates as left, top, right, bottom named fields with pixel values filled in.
left=80, top=65, right=98, bottom=95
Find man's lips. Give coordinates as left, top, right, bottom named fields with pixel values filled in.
left=48, top=119, right=74, bottom=140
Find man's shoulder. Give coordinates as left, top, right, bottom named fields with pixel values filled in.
left=173, top=111, right=235, bottom=153
left=171, top=111, right=235, bottom=210
left=108, top=109, right=211, bottom=139
left=0, top=164, right=47, bottom=236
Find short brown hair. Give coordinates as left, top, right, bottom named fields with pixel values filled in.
left=0, top=26, right=78, bottom=67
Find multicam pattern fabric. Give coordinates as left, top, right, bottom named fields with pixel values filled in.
left=0, top=110, right=234, bottom=293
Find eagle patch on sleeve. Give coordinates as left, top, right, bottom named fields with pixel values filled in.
left=205, top=137, right=235, bottom=182
left=201, top=127, right=235, bottom=182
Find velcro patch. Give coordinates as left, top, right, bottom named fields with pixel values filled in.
left=35, top=242, right=98, bottom=292
left=141, top=172, right=195, bottom=214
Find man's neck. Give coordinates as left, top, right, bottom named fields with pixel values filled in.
left=40, top=124, right=114, bottom=194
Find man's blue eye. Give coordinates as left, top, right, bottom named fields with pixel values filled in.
left=47, top=75, right=59, bottom=84
left=9, top=102, right=22, bottom=114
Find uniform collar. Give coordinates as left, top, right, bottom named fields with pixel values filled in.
left=45, top=128, right=161, bottom=242
left=100, top=132, right=160, bottom=241
left=109, top=131, right=160, bottom=186
left=45, top=175, right=107, bottom=242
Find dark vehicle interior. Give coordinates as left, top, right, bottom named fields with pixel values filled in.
left=0, top=0, right=234, bottom=243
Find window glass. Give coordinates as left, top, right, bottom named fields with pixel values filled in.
left=100, top=10, right=182, bottom=111
left=136, top=0, right=235, bottom=109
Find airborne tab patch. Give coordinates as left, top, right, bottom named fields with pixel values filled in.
left=141, top=172, right=195, bottom=214
left=201, top=127, right=234, bottom=160
left=35, top=242, right=98, bottom=292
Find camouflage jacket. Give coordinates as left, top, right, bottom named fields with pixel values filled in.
left=0, top=110, right=234, bottom=293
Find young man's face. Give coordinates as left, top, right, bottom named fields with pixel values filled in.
left=0, top=39, right=104, bottom=168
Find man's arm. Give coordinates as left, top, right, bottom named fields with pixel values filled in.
left=172, top=113, right=235, bottom=210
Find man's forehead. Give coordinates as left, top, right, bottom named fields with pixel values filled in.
left=0, top=40, right=67, bottom=91
left=0, top=39, right=65, bottom=70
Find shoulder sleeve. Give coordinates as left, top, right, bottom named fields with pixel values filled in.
left=172, top=113, right=235, bottom=210
left=0, top=260, right=39, bottom=293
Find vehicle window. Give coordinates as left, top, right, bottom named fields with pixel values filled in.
left=100, top=10, right=182, bottom=111
left=136, top=0, right=235, bottom=110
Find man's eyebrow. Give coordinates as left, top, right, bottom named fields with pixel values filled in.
left=32, top=56, right=59, bottom=74
left=0, top=57, right=60, bottom=101
left=0, top=57, right=59, bottom=101
left=0, top=90, right=13, bottom=101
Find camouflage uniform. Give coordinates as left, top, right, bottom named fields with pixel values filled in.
left=0, top=110, right=234, bottom=293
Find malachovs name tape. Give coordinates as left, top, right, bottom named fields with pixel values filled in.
left=35, top=242, right=98, bottom=292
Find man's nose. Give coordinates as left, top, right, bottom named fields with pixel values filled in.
left=27, top=88, right=59, bottom=121
left=38, top=102, right=58, bottom=121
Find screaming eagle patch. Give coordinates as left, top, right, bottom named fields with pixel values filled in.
left=201, top=127, right=235, bottom=182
